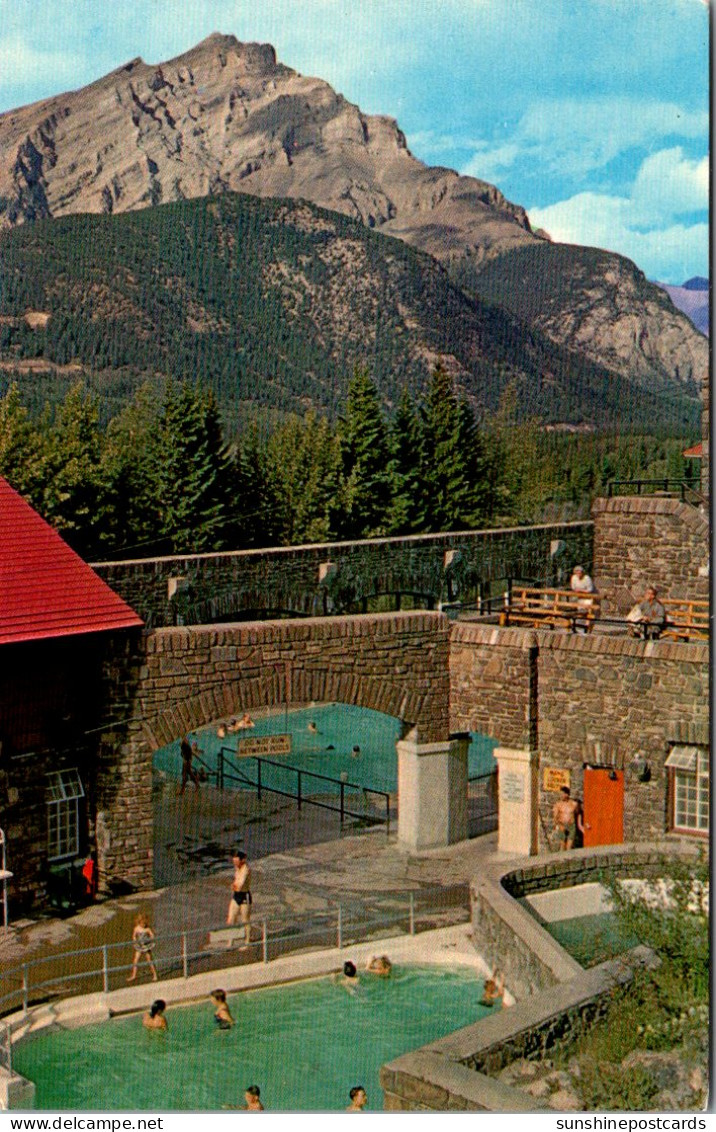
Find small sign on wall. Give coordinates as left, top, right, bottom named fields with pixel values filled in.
left=502, top=771, right=525, bottom=803
left=543, top=766, right=571, bottom=792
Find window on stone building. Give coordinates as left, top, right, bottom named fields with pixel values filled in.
left=46, top=768, right=85, bottom=860
left=665, top=746, right=709, bottom=836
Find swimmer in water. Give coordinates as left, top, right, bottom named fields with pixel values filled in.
left=480, top=970, right=505, bottom=1007
left=366, top=955, right=392, bottom=977
left=244, top=1086, right=264, bottom=1111
left=236, top=713, right=255, bottom=729
left=211, top=988, right=234, bottom=1029
left=223, top=1085, right=264, bottom=1111
left=143, top=999, right=167, bottom=1031
left=217, top=722, right=227, bottom=739
left=346, top=1086, right=368, bottom=1111
left=307, top=721, right=318, bottom=734
left=340, top=960, right=359, bottom=993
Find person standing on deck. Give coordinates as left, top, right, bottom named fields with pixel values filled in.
left=552, top=786, right=583, bottom=850
left=226, top=849, right=252, bottom=945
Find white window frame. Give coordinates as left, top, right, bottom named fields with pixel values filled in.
left=46, top=769, right=85, bottom=861
left=666, top=746, right=709, bottom=836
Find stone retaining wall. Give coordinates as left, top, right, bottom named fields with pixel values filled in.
left=92, top=522, right=593, bottom=628
left=380, top=952, right=646, bottom=1111
left=469, top=844, right=696, bottom=1000
left=592, top=496, right=709, bottom=614
left=449, top=623, right=709, bottom=847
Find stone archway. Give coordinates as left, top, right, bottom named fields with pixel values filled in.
left=97, top=612, right=454, bottom=890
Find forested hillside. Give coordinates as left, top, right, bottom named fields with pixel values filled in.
left=0, top=192, right=700, bottom=434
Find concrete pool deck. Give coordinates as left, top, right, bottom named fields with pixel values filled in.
left=0, top=826, right=501, bottom=980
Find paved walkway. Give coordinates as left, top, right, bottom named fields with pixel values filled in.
left=0, top=826, right=501, bottom=995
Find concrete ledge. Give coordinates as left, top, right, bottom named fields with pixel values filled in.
left=378, top=949, right=652, bottom=1110
left=381, top=1051, right=546, bottom=1111
left=0, top=1067, right=35, bottom=1111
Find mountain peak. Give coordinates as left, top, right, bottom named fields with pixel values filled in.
left=0, top=34, right=531, bottom=265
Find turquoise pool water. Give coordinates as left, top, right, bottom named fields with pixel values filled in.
left=154, top=703, right=497, bottom=796
left=14, top=965, right=494, bottom=1111
left=544, top=912, right=639, bottom=967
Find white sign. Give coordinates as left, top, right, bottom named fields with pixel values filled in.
left=502, top=772, right=525, bottom=803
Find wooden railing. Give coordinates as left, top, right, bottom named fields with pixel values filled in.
left=660, top=599, right=709, bottom=641
left=500, top=587, right=600, bottom=633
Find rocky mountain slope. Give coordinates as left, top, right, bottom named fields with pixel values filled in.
left=0, top=194, right=698, bottom=433
left=454, top=244, right=708, bottom=398
left=0, top=33, right=534, bottom=267
left=0, top=32, right=706, bottom=406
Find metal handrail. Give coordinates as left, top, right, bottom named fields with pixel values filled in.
left=217, top=748, right=393, bottom=834
left=606, top=478, right=706, bottom=507
left=0, top=885, right=470, bottom=1021
left=0, top=1020, right=12, bottom=1077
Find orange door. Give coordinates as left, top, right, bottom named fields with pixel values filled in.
left=582, top=767, right=624, bottom=847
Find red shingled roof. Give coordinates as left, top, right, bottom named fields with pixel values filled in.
left=0, top=477, right=143, bottom=645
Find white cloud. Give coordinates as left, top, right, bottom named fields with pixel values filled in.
left=463, top=97, right=709, bottom=181
left=0, top=33, right=82, bottom=93
left=528, top=186, right=708, bottom=284
left=631, top=147, right=709, bottom=224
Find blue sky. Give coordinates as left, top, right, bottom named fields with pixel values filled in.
left=0, top=0, right=708, bottom=282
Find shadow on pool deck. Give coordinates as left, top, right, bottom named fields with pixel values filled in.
left=0, top=820, right=499, bottom=1000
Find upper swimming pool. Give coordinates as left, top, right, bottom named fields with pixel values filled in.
left=13, top=964, right=496, bottom=1111
left=153, top=702, right=497, bottom=796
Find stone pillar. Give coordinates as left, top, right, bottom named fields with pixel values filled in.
left=397, top=735, right=468, bottom=851
left=494, top=747, right=539, bottom=856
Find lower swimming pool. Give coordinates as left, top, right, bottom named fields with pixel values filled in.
left=153, top=703, right=497, bottom=796
left=13, top=964, right=494, bottom=1111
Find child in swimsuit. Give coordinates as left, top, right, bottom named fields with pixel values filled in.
left=128, top=914, right=158, bottom=982
left=211, top=988, right=234, bottom=1029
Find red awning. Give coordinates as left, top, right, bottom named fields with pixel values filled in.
left=682, top=443, right=703, bottom=458
left=0, top=477, right=143, bottom=645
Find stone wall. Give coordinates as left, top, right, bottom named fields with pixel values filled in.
left=470, top=845, right=694, bottom=1001
left=0, top=633, right=123, bottom=911
left=592, top=496, right=709, bottom=614
left=380, top=953, right=645, bottom=1111
left=92, top=521, right=593, bottom=628
left=96, top=611, right=450, bottom=890
left=449, top=623, right=709, bottom=849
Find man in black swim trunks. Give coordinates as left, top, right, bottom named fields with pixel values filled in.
left=226, top=849, right=252, bottom=945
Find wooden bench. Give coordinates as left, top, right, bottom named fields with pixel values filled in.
left=661, top=598, right=709, bottom=641
left=499, top=587, right=600, bottom=632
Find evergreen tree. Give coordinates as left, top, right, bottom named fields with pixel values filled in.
left=99, top=383, right=164, bottom=557
left=265, top=411, right=340, bottom=545
left=421, top=366, right=494, bottom=531
left=151, top=382, right=235, bottom=554
left=0, top=383, right=46, bottom=503
left=38, top=382, right=106, bottom=556
left=234, top=426, right=283, bottom=548
left=386, top=388, right=428, bottom=534
left=332, top=368, right=392, bottom=539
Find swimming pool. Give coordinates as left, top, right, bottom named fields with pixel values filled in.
left=541, top=912, right=639, bottom=967
left=154, top=703, right=497, bottom=797
left=13, top=964, right=494, bottom=1111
